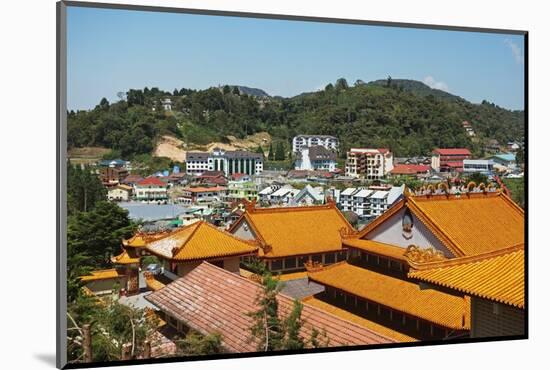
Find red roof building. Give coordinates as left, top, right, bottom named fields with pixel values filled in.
left=431, top=148, right=472, bottom=173
left=390, top=164, right=431, bottom=176
left=135, top=177, right=168, bottom=202
left=137, top=177, right=167, bottom=187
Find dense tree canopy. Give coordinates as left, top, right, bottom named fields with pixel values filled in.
left=68, top=80, right=524, bottom=160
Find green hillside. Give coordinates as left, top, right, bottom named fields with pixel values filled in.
left=67, top=79, right=524, bottom=160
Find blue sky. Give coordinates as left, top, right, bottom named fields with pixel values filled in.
left=67, top=6, right=525, bottom=111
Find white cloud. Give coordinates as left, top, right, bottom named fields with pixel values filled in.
left=423, top=76, right=449, bottom=91
left=504, top=38, right=524, bottom=64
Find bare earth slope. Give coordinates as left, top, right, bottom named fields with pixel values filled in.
left=153, top=132, right=271, bottom=161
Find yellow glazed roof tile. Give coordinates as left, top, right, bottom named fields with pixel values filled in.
left=308, top=262, right=470, bottom=330
left=144, top=272, right=166, bottom=292
left=302, top=297, right=418, bottom=343
left=232, top=203, right=355, bottom=258
left=342, top=239, right=411, bottom=262
left=80, top=269, right=124, bottom=282
left=146, top=221, right=258, bottom=261
left=407, top=192, right=524, bottom=256
left=358, top=192, right=524, bottom=257
left=111, top=249, right=140, bottom=265
left=408, top=244, right=524, bottom=308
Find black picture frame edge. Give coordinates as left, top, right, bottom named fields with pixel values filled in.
left=56, top=1, right=529, bottom=369
left=57, top=1, right=68, bottom=368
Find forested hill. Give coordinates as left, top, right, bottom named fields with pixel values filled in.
left=67, top=79, right=524, bottom=160
left=367, top=79, right=465, bottom=103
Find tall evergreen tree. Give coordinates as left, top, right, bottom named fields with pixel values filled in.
left=67, top=164, right=107, bottom=215
left=274, top=142, right=285, bottom=161
left=268, top=143, right=275, bottom=161
left=335, top=78, right=349, bottom=91
left=245, top=259, right=323, bottom=351
left=255, top=145, right=265, bottom=157
left=68, top=201, right=136, bottom=268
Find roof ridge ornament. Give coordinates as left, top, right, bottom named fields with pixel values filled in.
left=304, top=257, right=324, bottom=272
left=339, top=226, right=358, bottom=239
left=404, top=245, right=445, bottom=265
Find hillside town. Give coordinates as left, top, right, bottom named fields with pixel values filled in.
left=75, top=132, right=525, bottom=358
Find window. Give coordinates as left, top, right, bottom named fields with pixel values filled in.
left=212, top=260, right=224, bottom=268
left=337, top=251, right=347, bottom=262
left=390, top=260, right=402, bottom=271
left=298, top=256, right=308, bottom=268
left=284, top=258, right=296, bottom=269
left=311, top=254, right=322, bottom=263
left=324, top=253, right=335, bottom=264
left=271, top=259, right=283, bottom=271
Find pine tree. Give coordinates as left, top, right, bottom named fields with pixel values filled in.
left=268, top=143, right=275, bottom=161
left=246, top=259, right=309, bottom=351
left=255, top=145, right=265, bottom=157
left=248, top=262, right=284, bottom=351
left=281, top=301, right=304, bottom=350
left=275, top=142, right=285, bottom=161
left=176, top=331, right=223, bottom=355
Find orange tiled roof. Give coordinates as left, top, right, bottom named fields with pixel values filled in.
left=408, top=244, right=524, bottom=308
left=146, top=262, right=394, bottom=352
left=342, top=239, right=411, bottom=262
left=111, top=249, right=140, bottom=265
left=358, top=192, right=524, bottom=257
left=308, top=262, right=470, bottom=330
left=144, top=272, right=166, bottom=292
left=302, top=296, right=417, bottom=342
left=146, top=221, right=258, bottom=261
left=123, top=233, right=148, bottom=248
left=80, top=269, right=125, bottom=282
left=231, top=203, right=355, bottom=258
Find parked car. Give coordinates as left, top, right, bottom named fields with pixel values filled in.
left=146, top=263, right=162, bottom=275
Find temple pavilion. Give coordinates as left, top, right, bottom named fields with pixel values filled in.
left=304, top=187, right=524, bottom=341
left=228, top=200, right=355, bottom=272
left=408, top=243, right=525, bottom=338
left=123, top=220, right=258, bottom=274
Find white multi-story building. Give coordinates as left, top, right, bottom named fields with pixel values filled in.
left=258, top=184, right=282, bottom=203
left=268, top=185, right=299, bottom=205
left=134, top=177, right=169, bottom=203
left=463, top=159, right=494, bottom=174
left=369, top=186, right=404, bottom=218
left=294, top=146, right=337, bottom=172
left=292, top=135, right=339, bottom=153
left=345, top=148, right=394, bottom=179
left=161, top=98, right=172, bottom=111
left=338, top=185, right=404, bottom=219
left=340, top=187, right=358, bottom=212
left=352, top=189, right=374, bottom=218
left=186, top=148, right=263, bottom=177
